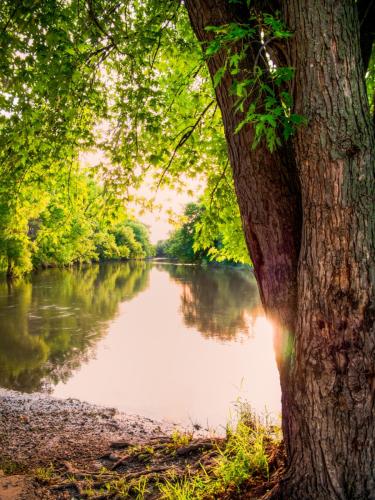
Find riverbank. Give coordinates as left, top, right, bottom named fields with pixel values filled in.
left=0, top=389, right=182, bottom=468
left=0, top=389, right=180, bottom=498
left=0, top=389, right=284, bottom=499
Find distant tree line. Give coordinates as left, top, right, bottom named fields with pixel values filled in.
left=156, top=203, right=250, bottom=265
left=0, top=166, right=154, bottom=279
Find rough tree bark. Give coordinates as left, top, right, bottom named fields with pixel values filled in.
left=279, top=1, right=375, bottom=498
left=185, top=0, right=375, bottom=498
left=184, top=0, right=302, bottom=446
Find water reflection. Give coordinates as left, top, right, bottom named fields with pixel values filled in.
left=161, top=264, right=259, bottom=340
left=0, top=262, right=150, bottom=392
left=0, top=262, right=281, bottom=427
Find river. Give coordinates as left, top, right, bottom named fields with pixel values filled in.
left=0, top=261, right=281, bottom=431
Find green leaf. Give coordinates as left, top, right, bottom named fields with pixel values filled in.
left=213, top=66, right=226, bottom=88
left=205, top=40, right=221, bottom=56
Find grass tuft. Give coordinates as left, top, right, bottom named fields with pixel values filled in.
left=171, top=430, right=193, bottom=448
left=34, top=464, right=56, bottom=483
left=0, top=458, right=26, bottom=475
left=159, top=404, right=281, bottom=499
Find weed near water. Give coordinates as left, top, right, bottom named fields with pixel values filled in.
left=171, top=429, right=193, bottom=448
left=0, top=457, right=26, bottom=475
left=159, top=405, right=281, bottom=499
left=34, top=464, right=55, bottom=483
left=30, top=405, right=283, bottom=499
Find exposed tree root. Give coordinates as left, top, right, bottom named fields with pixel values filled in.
left=30, top=436, right=225, bottom=498
left=28, top=433, right=285, bottom=499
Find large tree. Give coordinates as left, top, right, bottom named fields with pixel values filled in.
left=184, top=0, right=375, bottom=498
left=1, top=0, right=374, bottom=497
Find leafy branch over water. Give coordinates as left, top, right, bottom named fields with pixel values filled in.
left=205, top=11, right=306, bottom=151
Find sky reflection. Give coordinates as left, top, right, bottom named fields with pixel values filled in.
left=51, top=265, right=281, bottom=429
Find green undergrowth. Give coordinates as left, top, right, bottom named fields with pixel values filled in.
left=0, top=457, right=26, bottom=475
left=31, top=405, right=283, bottom=499
left=34, top=464, right=56, bottom=482
left=159, top=406, right=282, bottom=499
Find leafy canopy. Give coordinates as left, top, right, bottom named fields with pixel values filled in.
left=1, top=0, right=374, bottom=269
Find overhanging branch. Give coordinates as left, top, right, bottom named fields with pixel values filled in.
left=157, top=100, right=215, bottom=189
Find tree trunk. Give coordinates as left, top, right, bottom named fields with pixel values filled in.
left=6, top=257, right=14, bottom=281
left=185, top=0, right=375, bottom=498
left=277, top=1, right=375, bottom=498
left=184, top=1, right=302, bottom=438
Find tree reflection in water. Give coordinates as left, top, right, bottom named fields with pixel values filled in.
left=160, top=264, right=260, bottom=341
left=0, top=262, right=150, bottom=392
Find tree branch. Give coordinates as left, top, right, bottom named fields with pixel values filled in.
left=209, top=159, right=229, bottom=208
left=1, top=0, right=21, bottom=33
left=86, top=0, right=130, bottom=58
left=157, top=100, right=215, bottom=189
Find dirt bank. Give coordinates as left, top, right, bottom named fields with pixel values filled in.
left=0, top=389, right=188, bottom=498
left=0, top=389, right=185, bottom=467
left=0, top=390, right=283, bottom=499
left=0, top=389, right=226, bottom=499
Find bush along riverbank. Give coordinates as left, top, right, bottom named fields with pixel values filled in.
left=0, top=165, right=155, bottom=280
left=0, top=391, right=284, bottom=499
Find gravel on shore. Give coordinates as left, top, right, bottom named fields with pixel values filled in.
left=0, top=389, right=180, bottom=472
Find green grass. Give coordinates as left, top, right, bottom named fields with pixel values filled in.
left=0, top=458, right=26, bottom=475
left=94, top=473, right=169, bottom=499
left=171, top=429, right=193, bottom=448
left=159, top=405, right=281, bottom=499
left=34, top=464, right=56, bottom=483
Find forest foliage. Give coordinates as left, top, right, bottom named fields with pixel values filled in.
left=157, top=202, right=250, bottom=264
left=0, top=0, right=250, bottom=276
left=0, top=0, right=373, bottom=275
left=0, top=163, right=155, bottom=277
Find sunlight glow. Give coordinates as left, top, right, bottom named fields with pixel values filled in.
left=253, top=316, right=274, bottom=337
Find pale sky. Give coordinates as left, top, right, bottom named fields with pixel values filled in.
left=131, top=177, right=204, bottom=243
left=80, top=150, right=204, bottom=243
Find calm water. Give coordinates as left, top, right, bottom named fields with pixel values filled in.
left=0, top=261, right=281, bottom=430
